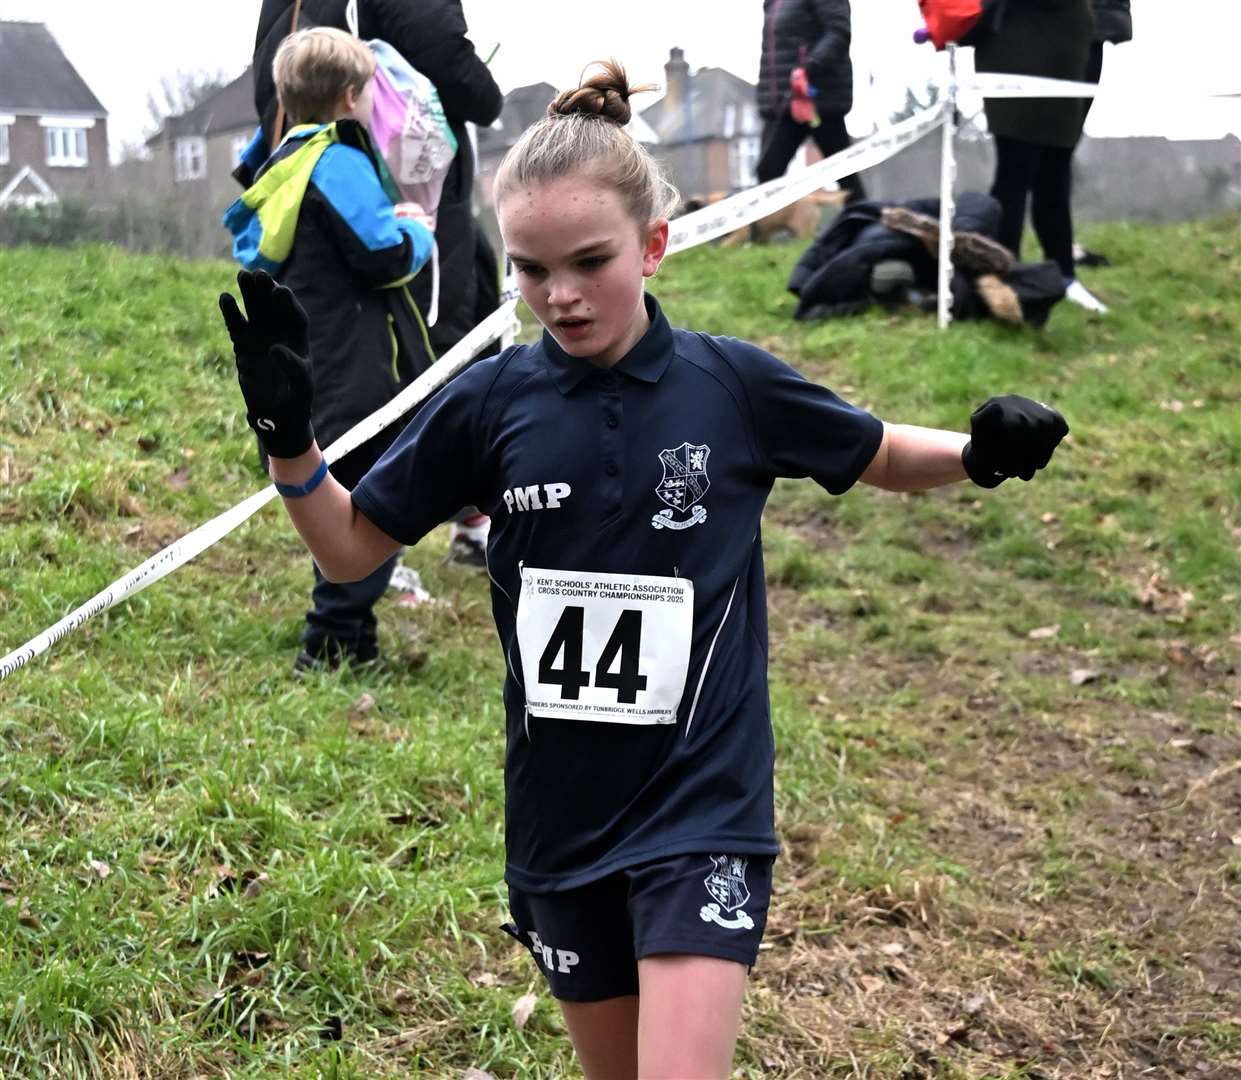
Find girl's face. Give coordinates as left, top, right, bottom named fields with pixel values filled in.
left=498, top=175, right=668, bottom=368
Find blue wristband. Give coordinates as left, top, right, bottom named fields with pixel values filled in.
left=274, top=456, right=329, bottom=498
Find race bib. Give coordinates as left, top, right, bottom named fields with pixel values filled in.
left=516, top=567, right=694, bottom=725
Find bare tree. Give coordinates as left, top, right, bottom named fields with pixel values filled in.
left=144, top=69, right=232, bottom=138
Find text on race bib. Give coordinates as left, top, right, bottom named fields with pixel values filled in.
left=516, top=567, right=694, bottom=725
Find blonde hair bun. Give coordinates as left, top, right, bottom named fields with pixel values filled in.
left=494, top=58, right=680, bottom=225
left=547, top=60, right=655, bottom=127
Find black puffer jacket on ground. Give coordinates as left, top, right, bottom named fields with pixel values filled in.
left=252, top=0, right=503, bottom=356
left=787, top=193, right=1065, bottom=327
left=974, top=0, right=1095, bottom=148
left=1090, top=0, right=1132, bottom=43
left=757, top=0, right=853, bottom=120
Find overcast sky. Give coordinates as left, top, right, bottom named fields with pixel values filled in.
left=2, top=0, right=1237, bottom=160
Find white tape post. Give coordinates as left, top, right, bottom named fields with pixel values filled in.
left=2, top=103, right=950, bottom=681
left=937, top=47, right=958, bottom=332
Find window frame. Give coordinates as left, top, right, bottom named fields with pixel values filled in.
left=42, top=122, right=90, bottom=167
left=174, top=136, right=207, bottom=182
left=39, top=115, right=94, bottom=167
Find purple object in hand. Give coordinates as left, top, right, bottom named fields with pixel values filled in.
left=913, top=27, right=931, bottom=43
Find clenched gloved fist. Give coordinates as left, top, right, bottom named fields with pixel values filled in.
left=218, top=270, right=315, bottom=459
left=962, top=395, right=1069, bottom=488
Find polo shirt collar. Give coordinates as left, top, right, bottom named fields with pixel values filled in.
left=542, top=293, right=673, bottom=394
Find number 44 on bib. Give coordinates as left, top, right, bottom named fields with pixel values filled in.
left=516, top=567, right=694, bottom=725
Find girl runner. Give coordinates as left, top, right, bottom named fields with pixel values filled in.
left=219, top=61, right=1067, bottom=1080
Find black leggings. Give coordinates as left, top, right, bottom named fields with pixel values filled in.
left=756, top=110, right=866, bottom=201
left=989, top=134, right=1076, bottom=279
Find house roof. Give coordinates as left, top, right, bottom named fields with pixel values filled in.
left=0, top=22, right=106, bottom=116
left=640, top=66, right=757, bottom=145
left=476, top=81, right=558, bottom=156
left=477, top=80, right=661, bottom=155
left=154, top=67, right=256, bottom=143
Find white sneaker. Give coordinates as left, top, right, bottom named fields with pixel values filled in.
left=1064, top=279, right=1108, bottom=314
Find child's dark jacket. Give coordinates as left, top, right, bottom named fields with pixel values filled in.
left=225, top=120, right=434, bottom=481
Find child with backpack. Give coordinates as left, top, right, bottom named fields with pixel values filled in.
left=219, top=61, right=1068, bottom=1078
left=224, top=27, right=435, bottom=672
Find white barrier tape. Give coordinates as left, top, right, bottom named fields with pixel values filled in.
left=321, top=298, right=519, bottom=467
left=0, top=299, right=519, bottom=682
left=962, top=73, right=1100, bottom=100
left=0, top=485, right=279, bottom=681
left=2, top=103, right=949, bottom=681
left=667, top=102, right=945, bottom=253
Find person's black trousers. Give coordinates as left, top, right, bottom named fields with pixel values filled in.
left=304, top=551, right=401, bottom=662
left=299, top=437, right=400, bottom=663
left=989, top=133, right=1076, bottom=279
left=757, top=110, right=866, bottom=201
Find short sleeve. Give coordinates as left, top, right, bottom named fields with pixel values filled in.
left=350, top=359, right=494, bottom=545
left=730, top=338, right=884, bottom=494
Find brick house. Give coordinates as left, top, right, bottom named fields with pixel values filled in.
left=0, top=21, right=110, bottom=208
left=136, top=67, right=257, bottom=257
left=639, top=47, right=762, bottom=203
left=145, top=67, right=258, bottom=213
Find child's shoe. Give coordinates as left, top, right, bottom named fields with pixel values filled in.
left=448, top=515, right=490, bottom=569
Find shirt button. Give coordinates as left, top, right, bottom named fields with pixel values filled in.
left=605, top=461, right=619, bottom=477
left=606, top=414, right=619, bottom=429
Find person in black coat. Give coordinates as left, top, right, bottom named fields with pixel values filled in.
left=974, top=0, right=1107, bottom=311
left=755, top=0, right=865, bottom=200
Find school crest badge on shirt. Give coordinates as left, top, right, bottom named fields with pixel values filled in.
left=700, top=854, right=755, bottom=930
left=651, top=442, right=710, bottom=531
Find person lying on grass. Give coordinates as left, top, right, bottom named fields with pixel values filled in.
left=219, top=59, right=1068, bottom=1080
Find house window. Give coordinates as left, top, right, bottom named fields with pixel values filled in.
left=0, top=121, right=10, bottom=167
left=723, top=103, right=737, bottom=139
left=729, top=135, right=761, bottom=190
left=231, top=133, right=250, bottom=168
left=44, top=126, right=88, bottom=167
left=175, top=137, right=207, bottom=181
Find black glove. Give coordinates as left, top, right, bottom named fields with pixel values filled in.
left=962, top=395, right=1069, bottom=488
left=218, top=270, right=315, bottom=459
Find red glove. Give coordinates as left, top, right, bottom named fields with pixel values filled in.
left=789, top=68, right=819, bottom=127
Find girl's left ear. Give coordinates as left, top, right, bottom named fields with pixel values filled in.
left=641, top=218, right=670, bottom=278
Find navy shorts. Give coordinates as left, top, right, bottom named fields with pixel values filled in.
left=502, top=852, right=773, bottom=1002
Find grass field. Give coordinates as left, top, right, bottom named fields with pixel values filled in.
left=1, top=218, right=1239, bottom=1079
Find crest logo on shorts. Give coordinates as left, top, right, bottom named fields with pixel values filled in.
left=651, top=442, right=710, bottom=531
left=700, top=854, right=755, bottom=930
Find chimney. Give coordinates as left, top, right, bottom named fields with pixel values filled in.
left=664, top=47, right=689, bottom=112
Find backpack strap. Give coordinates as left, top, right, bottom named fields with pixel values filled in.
left=269, top=0, right=305, bottom=153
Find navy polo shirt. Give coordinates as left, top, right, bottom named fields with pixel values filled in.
left=352, top=295, right=884, bottom=892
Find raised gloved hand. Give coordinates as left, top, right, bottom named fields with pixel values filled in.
left=218, top=270, right=315, bottom=459
left=962, top=395, right=1069, bottom=488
